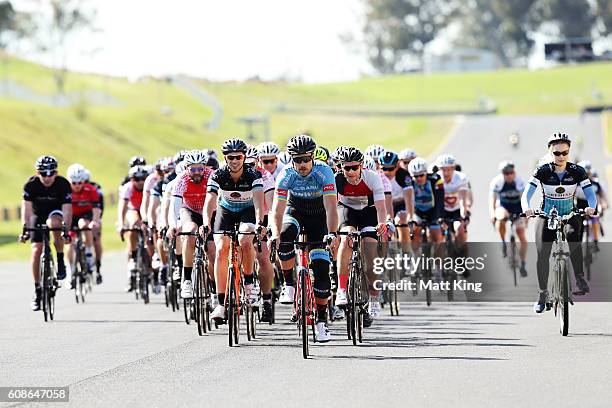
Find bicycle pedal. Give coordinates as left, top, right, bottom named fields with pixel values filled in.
left=545, top=302, right=553, bottom=311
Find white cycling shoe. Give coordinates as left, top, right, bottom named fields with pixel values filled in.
left=180, top=280, right=193, bottom=298
left=127, top=258, right=137, bottom=272
left=335, top=288, right=348, bottom=306
left=244, top=283, right=260, bottom=305
left=172, top=268, right=181, bottom=281
left=279, top=284, right=295, bottom=304
left=315, top=322, right=331, bottom=343
left=369, top=297, right=381, bottom=318
left=211, top=305, right=226, bottom=321
left=332, top=305, right=345, bottom=320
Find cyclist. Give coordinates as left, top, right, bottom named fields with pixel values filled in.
left=141, top=159, right=164, bottom=227
left=436, top=154, right=471, bottom=247
left=521, top=133, right=596, bottom=313
left=408, top=157, right=445, bottom=248
left=330, top=146, right=348, bottom=173
left=120, top=156, right=147, bottom=186
left=398, top=148, right=417, bottom=172
left=66, top=164, right=102, bottom=288
left=363, top=156, right=393, bottom=218
left=364, top=144, right=385, bottom=167
left=380, top=150, right=414, bottom=252
left=313, top=146, right=330, bottom=166
left=489, top=160, right=528, bottom=276
left=20, top=156, right=72, bottom=311
left=575, top=160, right=608, bottom=250
left=167, top=150, right=214, bottom=298
left=334, top=147, right=390, bottom=327
left=82, top=169, right=104, bottom=281
left=257, top=141, right=284, bottom=180
left=117, top=165, right=148, bottom=292
left=270, top=134, right=338, bottom=342
left=202, top=139, right=268, bottom=323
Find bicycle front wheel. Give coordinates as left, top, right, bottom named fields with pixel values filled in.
left=300, top=269, right=309, bottom=359
left=560, top=261, right=570, bottom=336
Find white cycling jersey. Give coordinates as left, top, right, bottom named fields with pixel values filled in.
left=438, top=170, right=469, bottom=212
left=143, top=172, right=160, bottom=194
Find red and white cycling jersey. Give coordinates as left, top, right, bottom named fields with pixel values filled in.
left=336, top=169, right=385, bottom=210
left=71, top=183, right=100, bottom=217
left=438, top=170, right=469, bottom=212
left=119, top=181, right=143, bottom=210
left=172, top=169, right=213, bottom=213
left=256, top=165, right=275, bottom=214
left=379, top=171, right=392, bottom=195
left=144, top=172, right=160, bottom=194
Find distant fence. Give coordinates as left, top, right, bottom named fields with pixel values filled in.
left=1, top=192, right=118, bottom=222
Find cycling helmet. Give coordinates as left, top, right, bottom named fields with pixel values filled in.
left=408, top=157, right=428, bottom=176
left=173, top=150, right=187, bottom=164
left=221, top=138, right=248, bottom=155
left=129, top=165, right=148, bottom=179
left=578, top=160, right=592, bottom=172
left=202, top=148, right=217, bottom=159
left=161, top=157, right=175, bottom=173
left=313, top=146, right=330, bottom=162
left=246, top=145, right=259, bottom=160
left=83, top=168, right=91, bottom=181
left=175, top=161, right=186, bottom=175
left=364, top=144, right=385, bottom=161
left=436, top=154, right=456, bottom=168
left=499, top=160, right=515, bottom=173
left=379, top=150, right=399, bottom=167
left=331, top=146, right=348, bottom=163
left=287, top=134, right=316, bottom=156
left=35, top=155, right=58, bottom=171
left=257, top=141, right=281, bottom=158
left=206, top=156, right=219, bottom=170
left=184, top=149, right=208, bottom=165
left=155, top=158, right=164, bottom=172
left=362, top=156, right=376, bottom=171
left=278, top=151, right=292, bottom=166
left=341, top=147, right=364, bottom=163
left=128, top=155, right=146, bottom=167
left=67, top=163, right=87, bottom=183
left=398, top=148, right=417, bottom=161
left=547, top=132, right=571, bottom=147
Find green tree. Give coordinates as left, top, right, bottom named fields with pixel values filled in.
left=537, top=0, right=595, bottom=38
left=363, top=0, right=460, bottom=73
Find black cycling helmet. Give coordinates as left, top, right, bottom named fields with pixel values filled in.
left=547, top=132, right=571, bottom=147
left=129, top=165, right=148, bottom=179
left=206, top=156, right=219, bottom=170
left=35, top=155, right=58, bottom=171
left=379, top=150, right=399, bottom=167
left=173, top=150, right=187, bottom=165
left=129, top=155, right=146, bottom=167
left=341, top=147, right=364, bottom=163
left=221, top=138, right=248, bottom=155
left=286, top=134, right=316, bottom=156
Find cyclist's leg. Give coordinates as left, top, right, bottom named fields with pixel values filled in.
left=566, top=215, right=585, bottom=281
left=495, top=206, right=509, bottom=242
left=212, top=206, right=238, bottom=313
left=237, top=207, right=256, bottom=278
left=336, top=205, right=356, bottom=304
left=126, top=210, right=140, bottom=263
left=515, top=217, right=528, bottom=262
left=179, top=209, right=199, bottom=295
left=278, top=212, right=300, bottom=286
left=535, top=218, right=554, bottom=292
left=206, top=210, right=217, bottom=282
left=47, top=211, right=66, bottom=278
left=93, top=218, right=102, bottom=272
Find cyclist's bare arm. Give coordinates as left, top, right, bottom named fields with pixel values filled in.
left=202, top=191, right=218, bottom=228
left=489, top=191, right=498, bottom=221
left=92, top=207, right=102, bottom=224
left=21, top=200, right=33, bottom=228
left=264, top=189, right=274, bottom=217
left=252, top=189, right=265, bottom=225
left=404, top=189, right=414, bottom=218
left=140, top=191, right=150, bottom=223
left=459, top=188, right=469, bottom=217
left=323, top=194, right=339, bottom=233
left=117, top=199, right=128, bottom=229
left=147, top=196, right=159, bottom=227
left=374, top=199, right=387, bottom=224
left=385, top=194, right=393, bottom=220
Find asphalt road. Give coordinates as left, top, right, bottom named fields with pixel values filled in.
left=2, top=114, right=612, bottom=407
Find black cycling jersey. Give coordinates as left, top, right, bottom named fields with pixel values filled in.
left=89, top=181, right=104, bottom=212
left=528, top=162, right=591, bottom=215
left=152, top=171, right=177, bottom=197
left=207, top=165, right=263, bottom=212
left=23, top=175, right=72, bottom=217
left=395, top=167, right=413, bottom=188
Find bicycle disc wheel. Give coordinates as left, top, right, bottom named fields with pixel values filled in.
left=560, top=263, right=570, bottom=336
left=300, top=270, right=309, bottom=359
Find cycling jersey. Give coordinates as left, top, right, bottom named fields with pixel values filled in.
left=490, top=174, right=525, bottom=214
left=89, top=181, right=104, bottom=213
left=576, top=178, right=603, bottom=200
left=23, top=175, right=72, bottom=217
left=172, top=169, right=213, bottom=213
left=119, top=181, right=144, bottom=211
left=275, top=161, right=336, bottom=215
left=524, top=162, right=595, bottom=216
left=410, top=173, right=444, bottom=213
left=71, top=183, right=101, bottom=217
left=151, top=171, right=177, bottom=198
left=388, top=168, right=413, bottom=203
left=438, top=170, right=468, bottom=212
left=207, top=165, right=263, bottom=212
left=336, top=169, right=385, bottom=210
left=144, top=172, right=160, bottom=194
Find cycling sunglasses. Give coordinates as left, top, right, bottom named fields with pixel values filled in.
left=71, top=181, right=85, bottom=185
left=226, top=155, right=244, bottom=161
left=133, top=177, right=146, bottom=182
left=381, top=166, right=396, bottom=172
left=413, top=173, right=427, bottom=179
left=292, top=156, right=312, bottom=164
left=552, top=150, right=569, bottom=156
left=343, top=164, right=360, bottom=172
left=262, top=158, right=277, bottom=165
left=39, top=170, right=57, bottom=177
left=189, top=166, right=205, bottom=173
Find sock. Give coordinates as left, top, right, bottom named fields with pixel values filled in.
left=244, top=274, right=254, bottom=285
left=282, top=268, right=294, bottom=286
left=57, top=252, right=64, bottom=263
left=176, top=254, right=183, bottom=269
left=339, top=274, right=348, bottom=291
left=262, top=293, right=272, bottom=304
left=218, top=293, right=225, bottom=307
left=130, top=250, right=137, bottom=260
left=183, top=266, right=192, bottom=281
left=521, top=260, right=526, bottom=267
left=86, top=246, right=93, bottom=256
left=316, top=304, right=327, bottom=322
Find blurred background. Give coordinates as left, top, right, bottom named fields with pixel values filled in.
left=0, top=0, right=610, bottom=258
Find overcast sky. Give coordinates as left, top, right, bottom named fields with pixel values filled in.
left=13, top=0, right=370, bottom=82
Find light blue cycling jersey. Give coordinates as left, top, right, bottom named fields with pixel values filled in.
left=275, top=161, right=337, bottom=202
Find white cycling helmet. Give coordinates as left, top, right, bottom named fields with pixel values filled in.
left=278, top=151, right=292, bottom=166
left=399, top=148, right=417, bottom=161
left=175, top=160, right=187, bottom=175
left=547, top=132, right=571, bottom=147
left=67, top=163, right=88, bottom=183
left=83, top=168, right=91, bottom=181
left=578, top=160, right=592, bottom=172
left=184, top=149, right=207, bottom=166
left=436, top=154, right=456, bottom=168
left=362, top=156, right=376, bottom=171
left=258, top=141, right=281, bottom=158
left=364, top=144, right=385, bottom=161
left=408, top=157, right=428, bottom=176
